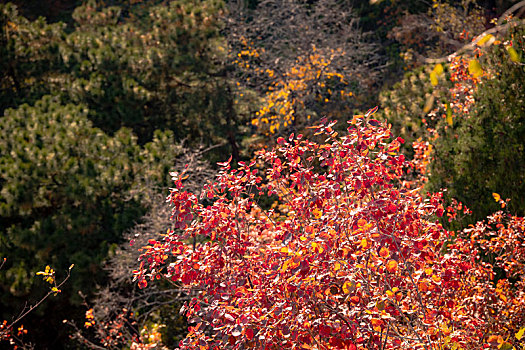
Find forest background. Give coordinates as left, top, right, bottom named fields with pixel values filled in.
left=0, top=0, right=524, bottom=348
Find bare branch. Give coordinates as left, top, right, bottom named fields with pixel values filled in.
left=421, top=19, right=525, bottom=64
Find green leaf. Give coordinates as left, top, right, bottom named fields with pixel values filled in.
left=498, top=341, right=513, bottom=350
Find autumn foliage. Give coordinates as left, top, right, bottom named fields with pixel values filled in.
left=134, top=108, right=525, bottom=349
left=3, top=1, right=525, bottom=349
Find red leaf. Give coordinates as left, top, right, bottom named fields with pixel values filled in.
left=245, top=328, right=254, bottom=340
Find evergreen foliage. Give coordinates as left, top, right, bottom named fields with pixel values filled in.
left=378, top=64, right=452, bottom=156
left=0, top=0, right=237, bottom=346
left=0, top=95, right=180, bottom=347
left=1, top=0, right=239, bottom=150
left=428, top=24, right=525, bottom=222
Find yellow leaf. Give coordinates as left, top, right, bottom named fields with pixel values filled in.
left=351, top=115, right=364, bottom=124
left=433, top=63, right=444, bottom=75
left=516, top=327, right=525, bottom=340
left=468, top=59, right=483, bottom=78
left=506, top=46, right=520, bottom=63
left=493, top=193, right=501, bottom=202
left=477, top=34, right=495, bottom=47
left=446, top=104, right=453, bottom=126
left=342, top=281, right=356, bottom=294
left=423, top=95, right=435, bottom=114
left=7, top=21, right=17, bottom=30
left=312, top=242, right=324, bottom=254
left=280, top=259, right=291, bottom=272
left=430, top=71, right=439, bottom=86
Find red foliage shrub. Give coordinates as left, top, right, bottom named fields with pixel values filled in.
left=135, top=111, right=525, bottom=349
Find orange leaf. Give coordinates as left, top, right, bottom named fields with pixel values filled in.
left=386, top=260, right=398, bottom=273
left=350, top=296, right=360, bottom=304
left=379, top=247, right=390, bottom=258
left=487, top=335, right=502, bottom=343
left=357, top=219, right=367, bottom=227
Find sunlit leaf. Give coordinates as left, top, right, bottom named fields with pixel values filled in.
left=446, top=103, right=453, bottom=126
left=506, top=46, right=520, bottom=63
left=468, top=59, right=483, bottom=78
left=433, top=63, right=444, bottom=75
left=379, top=247, right=390, bottom=258
left=423, top=95, right=435, bottom=113
left=312, top=242, right=324, bottom=254
left=366, top=106, right=379, bottom=116
left=498, top=341, right=513, bottom=350
left=516, top=327, right=525, bottom=340
left=386, top=260, right=398, bottom=273
left=477, top=34, right=495, bottom=47
left=342, top=281, right=355, bottom=294
left=430, top=71, right=439, bottom=86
